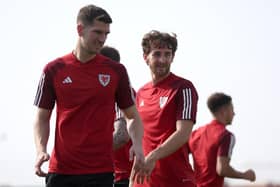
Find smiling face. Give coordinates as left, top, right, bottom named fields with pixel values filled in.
left=141, top=30, right=178, bottom=84
left=144, top=46, right=174, bottom=83
left=78, top=19, right=110, bottom=55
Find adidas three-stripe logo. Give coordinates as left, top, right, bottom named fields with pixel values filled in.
left=62, top=76, right=72, bottom=84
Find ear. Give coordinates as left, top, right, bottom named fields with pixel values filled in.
left=143, top=54, right=149, bottom=65
left=77, top=24, right=83, bottom=36
left=143, top=53, right=147, bottom=60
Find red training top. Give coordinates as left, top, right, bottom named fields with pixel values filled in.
left=188, top=120, right=235, bottom=187
left=34, top=53, right=135, bottom=174
left=134, top=73, right=198, bottom=187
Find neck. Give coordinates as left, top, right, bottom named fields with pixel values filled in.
left=73, top=43, right=96, bottom=63
left=213, top=116, right=227, bottom=126
left=152, top=72, right=170, bottom=85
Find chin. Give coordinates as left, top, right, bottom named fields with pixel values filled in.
left=89, top=50, right=98, bottom=55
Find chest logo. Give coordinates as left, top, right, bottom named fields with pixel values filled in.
left=62, top=76, right=72, bottom=84
left=98, top=74, right=110, bottom=87
left=139, top=100, right=144, bottom=107
left=159, top=96, right=168, bottom=108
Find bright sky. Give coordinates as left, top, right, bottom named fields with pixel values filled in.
left=0, top=0, right=279, bottom=186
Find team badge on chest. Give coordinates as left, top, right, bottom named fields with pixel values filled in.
left=98, top=74, right=110, bottom=87
left=159, top=96, right=168, bottom=108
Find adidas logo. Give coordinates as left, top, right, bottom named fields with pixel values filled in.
left=62, top=76, right=72, bottom=84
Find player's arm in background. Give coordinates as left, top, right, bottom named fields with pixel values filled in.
left=217, top=156, right=256, bottom=181
left=216, top=134, right=256, bottom=182
left=113, top=104, right=130, bottom=150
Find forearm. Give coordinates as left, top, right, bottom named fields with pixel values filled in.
left=220, top=164, right=243, bottom=177
left=127, top=116, right=143, bottom=148
left=149, top=130, right=187, bottom=161
left=34, top=120, right=50, bottom=153
left=217, top=157, right=256, bottom=181
left=148, top=120, right=193, bottom=161
left=34, top=124, right=49, bottom=153
left=218, top=164, right=252, bottom=180
left=113, top=118, right=130, bottom=150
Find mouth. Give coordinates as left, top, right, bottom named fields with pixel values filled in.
left=155, top=67, right=166, bottom=74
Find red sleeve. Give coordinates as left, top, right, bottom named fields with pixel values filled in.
left=115, top=88, right=136, bottom=120
left=175, top=84, right=198, bottom=123
left=33, top=66, right=56, bottom=109
left=115, top=65, right=135, bottom=109
left=217, top=132, right=235, bottom=158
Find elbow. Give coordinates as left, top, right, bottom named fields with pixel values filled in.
left=216, top=162, right=227, bottom=177
left=216, top=156, right=231, bottom=177
left=216, top=165, right=224, bottom=176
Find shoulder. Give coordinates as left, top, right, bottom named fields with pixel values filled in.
left=171, top=73, right=196, bottom=89
left=189, top=125, right=206, bottom=147
left=192, top=125, right=206, bottom=135
left=170, top=74, right=198, bottom=100
left=210, top=121, right=230, bottom=135
left=219, top=128, right=235, bottom=142
left=44, top=53, right=72, bottom=72
left=98, top=54, right=128, bottom=73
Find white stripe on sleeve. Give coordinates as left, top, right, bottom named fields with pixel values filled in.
left=228, top=134, right=236, bottom=158
left=34, top=73, right=45, bottom=106
left=182, top=88, right=192, bottom=119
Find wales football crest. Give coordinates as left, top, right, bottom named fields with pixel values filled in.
left=159, top=96, right=168, bottom=108
left=98, top=74, right=110, bottom=87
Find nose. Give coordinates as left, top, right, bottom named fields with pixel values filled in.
left=158, top=56, right=168, bottom=63
left=98, top=33, right=107, bottom=43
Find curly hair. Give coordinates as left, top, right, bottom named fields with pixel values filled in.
left=141, top=30, right=177, bottom=55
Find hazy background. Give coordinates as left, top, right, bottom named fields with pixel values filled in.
left=0, top=0, right=279, bottom=186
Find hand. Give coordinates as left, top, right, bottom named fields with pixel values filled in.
left=129, top=145, right=145, bottom=184
left=128, top=177, right=135, bottom=187
left=245, top=169, right=256, bottom=182
left=143, top=151, right=157, bottom=182
left=35, top=152, right=50, bottom=177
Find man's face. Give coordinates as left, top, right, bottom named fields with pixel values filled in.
left=144, top=47, right=174, bottom=79
left=79, top=20, right=110, bottom=54
left=225, top=102, right=235, bottom=124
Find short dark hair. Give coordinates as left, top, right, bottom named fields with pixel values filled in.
left=100, top=46, right=120, bottom=62
left=77, top=4, right=112, bottom=26
left=207, top=92, right=232, bottom=113
left=141, top=30, right=177, bottom=55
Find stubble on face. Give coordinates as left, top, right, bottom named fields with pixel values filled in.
left=81, top=20, right=110, bottom=55
left=146, top=48, right=173, bottom=82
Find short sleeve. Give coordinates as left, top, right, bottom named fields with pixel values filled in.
left=175, top=84, right=198, bottom=123
left=217, top=133, right=236, bottom=158
left=33, top=67, right=56, bottom=109
left=115, top=65, right=135, bottom=109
